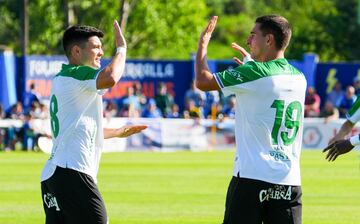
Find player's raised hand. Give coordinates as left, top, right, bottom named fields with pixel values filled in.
left=199, top=16, right=218, bottom=47
left=323, top=139, right=354, bottom=161
left=231, top=42, right=252, bottom=65
left=114, top=20, right=126, bottom=48
left=115, top=125, right=147, bottom=138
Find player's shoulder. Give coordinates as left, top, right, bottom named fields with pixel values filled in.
left=252, top=58, right=303, bottom=75
left=57, top=64, right=99, bottom=81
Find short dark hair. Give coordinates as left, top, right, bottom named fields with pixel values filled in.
left=62, top=25, right=104, bottom=57
left=255, top=15, right=292, bottom=50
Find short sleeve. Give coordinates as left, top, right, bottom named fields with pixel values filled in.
left=94, top=69, right=108, bottom=95
left=347, top=97, right=360, bottom=124
left=213, top=62, right=263, bottom=96
left=77, top=66, right=101, bottom=92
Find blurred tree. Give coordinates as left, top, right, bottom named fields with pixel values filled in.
left=28, top=0, right=64, bottom=55
left=206, top=0, right=341, bottom=61
left=0, top=0, right=21, bottom=51
left=0, top=0, right=359, bottom=61
left=124, top=0, right=208, bottom=59
left=324, top=0, right=360, bottom=61
left=32, top=0, right=207, bottom=59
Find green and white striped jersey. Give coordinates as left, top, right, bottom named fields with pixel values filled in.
left=214, top=58, right=307, bottom=185
left=41, top=64, right=105, bottom=183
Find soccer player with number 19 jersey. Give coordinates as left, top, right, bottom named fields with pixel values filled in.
left=196, top=15, right=306, bottom=224
left=40, top=21, right=146, bottom=224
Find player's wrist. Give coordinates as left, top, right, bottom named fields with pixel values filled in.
left=243, top=55, right=254, bottom=64
left=349, top=135, right=360, bottom=146
left=116, top=46, right=127, bottom=55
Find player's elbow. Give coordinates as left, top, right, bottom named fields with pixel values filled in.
left=195, top=69, right=218, bottom=91
left=106, top=76, right=117, bottom=88
left=195, top=79, right=210, bottom=92
left=97, top=75, right=116, bottom=89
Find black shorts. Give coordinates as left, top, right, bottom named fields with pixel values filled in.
left=223, top=176, right=302, bottom=224
left=41, top=166, right=108, bottom=224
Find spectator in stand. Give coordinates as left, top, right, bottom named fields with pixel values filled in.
left=338, top=85, right=357, bottom=118
left=23, top=83, right=39, bottom=112
left=118, top=103, right=130, bottom=117
left=29, top=101, right=42, bottom=119
left=133, top=82, right=147, bottom=108
left=327, top=81, right=344, bottom=107
left=183, top=110, right=191, bottom=119
left=141, top=98, right=162, bottom=118
left=22, top=113, right=38, bottom=151
left=320, top=100, right=339, bottom=123
left=38, top=103, right=49, bottom=119
left=122, top=86, right=141, bottom=111
left=103, top=101, right=118, bottom=118
left=184, top=99, right=203, bottom=119
left=155, top=82, right=173, bottom=117
left=4, top=102, right=25, bottom=150
left=203, top=90, right=220, bottom=118
left=305, top=87, right=321, bottom=117
left=6, top=101, right=24, bottom=120
left=184, top=80, right=206, bottom=108
left=353, top=76, right=360, bottom=96
left=166, top=103, right=181, bottom=118
left=222, top=96, right=236, bottom=119
left=209, top=103, right=224, bottom=120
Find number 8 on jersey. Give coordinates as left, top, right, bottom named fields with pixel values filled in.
left=50, top=95, right=59, bottom=138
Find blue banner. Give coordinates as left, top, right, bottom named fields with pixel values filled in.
left=22, top=54, right=321, bottom=112
left=24, top=56, right=193, bottom=111
left=315, top=63, right=360, bottom=105
left=0, top=50, right=18, bottom=110
left=101, top=59, right=193, bottom=111
left=23, top=55, right=67, bottom=101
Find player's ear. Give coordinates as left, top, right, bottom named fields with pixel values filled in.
left=266, top=34, right=274, bottom=47
left=71, top=45, right=81, bottom=58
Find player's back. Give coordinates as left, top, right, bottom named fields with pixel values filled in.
left=214, top=58, right=307, bottom=185
left=44, top=64, right=104, bottom=182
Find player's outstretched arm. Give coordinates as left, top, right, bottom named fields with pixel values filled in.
left=104, top=125, right=148, bottom=139
left=97, top=20, right=127, bottom=89
left=195, top=16, right=220, bottom=92
left=328, top=120, right=354, bottom=145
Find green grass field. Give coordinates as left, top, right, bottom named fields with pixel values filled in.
left=0, top=150, right=359, bottom=224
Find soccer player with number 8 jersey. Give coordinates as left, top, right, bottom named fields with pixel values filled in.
left=195, top=15, right=306, bottom=223
left=40, top=21, right=147, bottom=224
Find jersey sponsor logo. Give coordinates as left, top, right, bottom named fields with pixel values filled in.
left=259, top=185, right=292, bottom=202
left=269, top=146, right=290, bottom=161
left=43, top=193, right=60, bottom=211
left=227, top=69, right=243, bottom=82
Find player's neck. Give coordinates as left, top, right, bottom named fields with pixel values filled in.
left=68, top=57, right=81, bottom=66
left=259, top=50, right=285, bottom=62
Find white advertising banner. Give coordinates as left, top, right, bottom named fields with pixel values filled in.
left=301, top=118, right=360, bottom=150
left=101, top=117, right=356, bottom=152
left=3, top=117, right=360, bottom=153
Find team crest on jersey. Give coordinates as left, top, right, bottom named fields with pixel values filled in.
left=43, top=193, right=60, bottom=211
left=227, top=69, right=243, bottom=81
